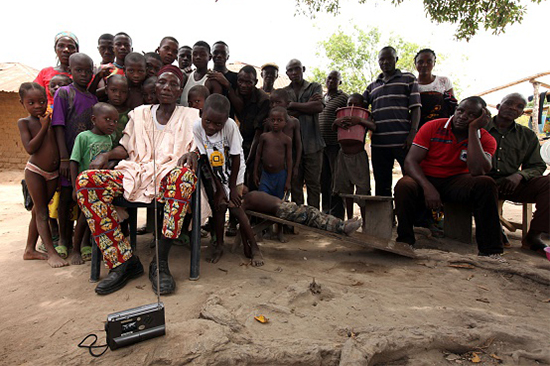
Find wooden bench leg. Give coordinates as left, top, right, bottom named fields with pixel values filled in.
left=190, top=175, right=201, bottom=281
left=90, top=235, right=101, bottom=282
left=522, top=203, right=533, bottom=240
left=362, top=200, right=393, bottom=240
left=443, top=202, right=473, bottom=244
left=128, top=208, right=138, bottom=251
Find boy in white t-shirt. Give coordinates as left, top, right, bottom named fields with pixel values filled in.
left=193, top=94, right=263, bottom=266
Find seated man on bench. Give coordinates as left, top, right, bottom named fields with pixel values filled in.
left=76, top=66, right=204, bottom=295
left=394, top=96, right=506, bottom=262
left=484, top=93, right=548, bottom=256
left=242, top=190, right=361, bottom=236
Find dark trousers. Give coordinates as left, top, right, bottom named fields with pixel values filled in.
left=321, top=144, right=345, bottom=219
left=371, top=146, right=407, bottom=197
left=291, top=149, right=323, bottom=209
left=499, top=175, right=549, bottom=233
left=394, top=174, right=503, bottom=254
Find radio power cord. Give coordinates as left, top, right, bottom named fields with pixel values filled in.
left=78, top=333, right=108, bottom=357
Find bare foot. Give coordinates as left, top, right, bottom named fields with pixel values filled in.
left=68, top=251, right=84, bottom=265
left=343, top=217, right=362, bottom=235
left=207, top=244, right=224, bottom=264
left=23, top=249, right=48, bottom=261
left=251, top=251, right=264, bottom=267
left=277, top=231, right=288, bottom=243
left=47, top=253, right=69, bottom=268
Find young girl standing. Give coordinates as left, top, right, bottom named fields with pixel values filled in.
left=17, top=83, right=68, bottom=268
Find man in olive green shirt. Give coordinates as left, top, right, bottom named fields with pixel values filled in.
left=485, top=93, right=548, bottom=255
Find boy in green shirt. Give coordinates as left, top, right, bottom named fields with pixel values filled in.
left=69, top=103, right=117, bottom=264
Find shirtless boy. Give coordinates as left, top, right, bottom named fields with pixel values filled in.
left=333, top=93, right=376, bottom=225
left=254, top=106, right=293, bottom=199
left=265, top=89, right=302, bottom=182
left=124, top=52, right=147, bottom=110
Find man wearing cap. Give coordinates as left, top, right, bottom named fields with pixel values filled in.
left=283, top=59, right=325, bottom=208
left=484, top=93, right=549, bottom=256
left=261, top=63, right=279, bottom=94
left=76, top=65, right=207, bottom=295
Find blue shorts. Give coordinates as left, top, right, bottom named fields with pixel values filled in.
left=259, top=169, right=287, bottom=199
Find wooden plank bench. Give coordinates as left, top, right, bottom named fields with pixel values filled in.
left=440, top=201, right=533, bottom=244
left=338, top=194, right=394, bottom=240
left=443, top=202, right=474, bottom=244
left=232, top=210, right=416, bottom=258
left=498, top=200, right=532, bottom=239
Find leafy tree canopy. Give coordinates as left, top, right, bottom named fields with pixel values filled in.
left=295, top=0, right=543, bottom=40
left=310, top=26, right=423, bottom=94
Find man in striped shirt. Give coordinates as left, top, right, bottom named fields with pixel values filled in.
left=319, top=70, right=347, bottom=218
left=363, top=46, right=421, bottom=197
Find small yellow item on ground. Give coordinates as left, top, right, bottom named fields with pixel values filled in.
left=254, top=315, right=269, bottom=324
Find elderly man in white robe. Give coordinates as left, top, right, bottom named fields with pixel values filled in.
left=76, top=65, right=208, bottom=295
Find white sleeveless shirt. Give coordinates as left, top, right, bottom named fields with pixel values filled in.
left=179, top=70, right=207, bottom=106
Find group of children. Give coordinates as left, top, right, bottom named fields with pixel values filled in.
left=19, top=32, right=368, bottom=270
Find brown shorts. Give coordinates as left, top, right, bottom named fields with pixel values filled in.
left=333, top=150, right=371, bottom=206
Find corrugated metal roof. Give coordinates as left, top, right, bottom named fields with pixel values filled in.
left=227, top=61, right=290, bottom=90
left=0, top=62, right=39, bottom=92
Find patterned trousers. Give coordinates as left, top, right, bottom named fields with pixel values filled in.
left=276, top=201, right=345, bottom=234
left=76, top=167, right=197, bottom=268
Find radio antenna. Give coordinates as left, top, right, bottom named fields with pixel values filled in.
left=152, top=109, right=161, bottom=305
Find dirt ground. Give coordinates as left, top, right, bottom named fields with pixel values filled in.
left=0, top=169, right=548, bottom=366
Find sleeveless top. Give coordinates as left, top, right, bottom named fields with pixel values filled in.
left=179, top=70, right=207, bottom=106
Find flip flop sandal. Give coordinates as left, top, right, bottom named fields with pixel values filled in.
left=55, top=245, right=68, bottom=259
left=80, top=246, right=92, bottom=261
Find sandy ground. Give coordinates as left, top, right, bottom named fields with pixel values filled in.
left=0, top=169, right=549, bottom=366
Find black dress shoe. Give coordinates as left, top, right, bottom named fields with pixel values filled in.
left=95, top=256, right=144, bottom=295
left=149, top=260, right=176, bottom=295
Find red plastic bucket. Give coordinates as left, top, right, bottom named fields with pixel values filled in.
left=336, top=106, right=370, bottom=142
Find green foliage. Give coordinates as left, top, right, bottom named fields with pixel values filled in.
left=295, top=0, right=544, bottom=40
left=310, top=26, right=420, bottom=94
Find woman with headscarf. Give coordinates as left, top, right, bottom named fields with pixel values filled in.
left=34, top=31, right=79, bottom=106
left=76, top=65, right=208, bottom=296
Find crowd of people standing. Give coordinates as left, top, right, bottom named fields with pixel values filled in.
left=17, top=31, right=548, bottom=295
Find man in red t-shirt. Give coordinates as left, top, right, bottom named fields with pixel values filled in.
left=394, top=96, right=505, bottom=261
